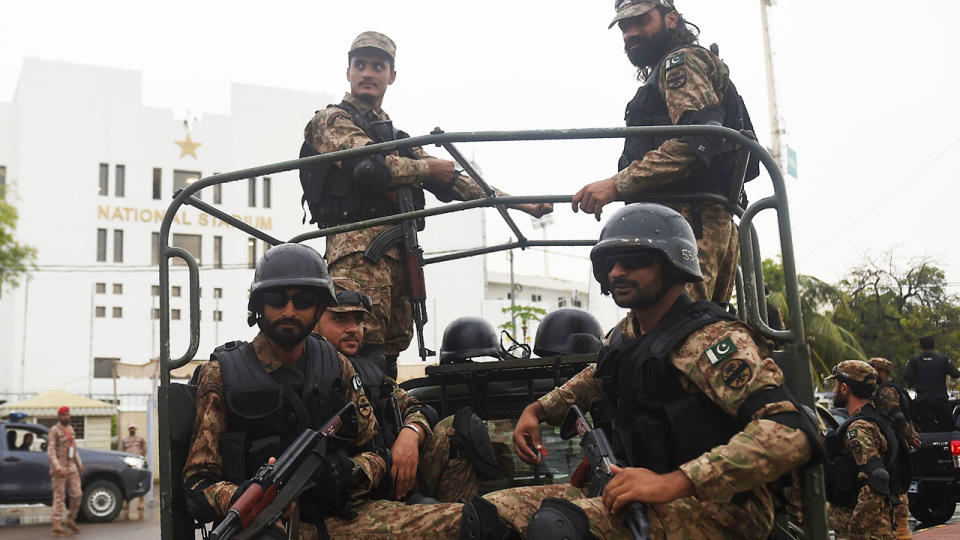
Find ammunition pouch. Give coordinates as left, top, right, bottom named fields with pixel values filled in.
left=452, top=407, right=501, bottom=479
left=861, top=456, right=891, bottom=496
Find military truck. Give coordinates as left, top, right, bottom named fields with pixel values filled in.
left=154, top=125, right=827, bottom=539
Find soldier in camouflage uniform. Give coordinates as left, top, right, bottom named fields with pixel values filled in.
left=572, top=0, right=759, bottom=305
left=48, top=406, right=83, bottom=536
left=120, top=422, right=147, bottom=514
left=303, top=31, right=551, bottom=378
left=455, top=203, right=817, bottom=539
left=825, top=360, right=904, bottom=540
left=869, top=357, right=918, bottom=540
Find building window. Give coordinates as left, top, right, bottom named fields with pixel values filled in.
left=213, top=183, right=222, bottom=204
left=531, top=294, right=542, bottom=302
left=151, top=285, right=159, bottom=296
left=152, top=168, right=162, bottom=200
left=248, top=238, right=256, bottom=268
left=248, top=178, right=257, bottom=207
left=558, top=297, right=567, bottom=308
left=172, top=233, right=202, bottom=266
left=213, top=310, right=223, bottom=321
left=171, top=286, right=181, bottom=297
left=151, top=308, right=159, bottom=319
left=95, top=306, right=106, bottom=318
left=95, top=282, right=106, bottom=294
left=214, top=236, right=223, bottom=269
left=94, top=358, right=118, bottom=378
left=171, top=309, right=181, bottom=320
left=173, top=169, right=201, bottom=199
left=263, top=177, right=272, bottom=208
left=37, top=417, right=86, bottom=439
left=213, top=287, right=223, bottom=298
left=112, top=307, right=123, bottom=318
left=113, top=283, right=123, bottom=295
left=113, top=229, right=124, bottom=263
left=572, top=299, right=583, bottom=308
left=98, top=163, right=109, bottom=196
left=0, top=165, right=6, bottom=197
left=96, top=229, right=107, bottom=262
left=115, top=165, right=125, bottom=197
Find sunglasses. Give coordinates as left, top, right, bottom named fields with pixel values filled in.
left=603, top=251, right=659, bottom=273
left=336, top=290, right=373, bottom=312
left=261, top=291, right=320, bottom=310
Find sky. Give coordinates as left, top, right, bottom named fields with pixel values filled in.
left=2, top=0, right=959, bottom=291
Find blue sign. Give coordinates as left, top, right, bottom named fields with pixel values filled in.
left=787, top=146, right=798, bottom=178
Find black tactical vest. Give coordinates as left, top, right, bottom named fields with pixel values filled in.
left=215, top=335, right=347, bottom=484
left=910, top=353, right=953, bottom=397
left=618, top=44, right=759, bottom=199
left=299, top=101, right=426, bottom=228
left=594, top=296, right=742, bottom=473
left=349, top=355, right=401, bottom=449
left=824, top=404, right=910, bottom=509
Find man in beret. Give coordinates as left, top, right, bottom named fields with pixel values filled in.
left=48, top=406, right=83, bottom=536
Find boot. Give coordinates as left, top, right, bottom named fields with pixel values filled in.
left=51, top=521, right=71, bottom=537
left=65, top=518, right=81, bottom=534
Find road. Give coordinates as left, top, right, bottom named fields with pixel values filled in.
left=0, top=504, right=160, bottom=540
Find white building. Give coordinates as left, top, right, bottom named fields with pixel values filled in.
left=0, top=59, right=621, bottom=402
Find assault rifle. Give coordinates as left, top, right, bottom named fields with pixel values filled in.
left=561, top=405, right=650, bottom=540
left=209, top=402, right=355, bottom=540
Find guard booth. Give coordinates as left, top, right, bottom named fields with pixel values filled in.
left=156, top=125, right=827, bottom=539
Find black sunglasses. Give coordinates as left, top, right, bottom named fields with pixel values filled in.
left=336, top=290, right=373, bottom=311
left=603, top=251, right=659, bottom=273
left=261, top=291, right=320, bottom=310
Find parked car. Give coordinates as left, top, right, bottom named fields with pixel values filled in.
left=907, top=403, right=960, bottom=527
left=0, top=419, right=152, bottom=522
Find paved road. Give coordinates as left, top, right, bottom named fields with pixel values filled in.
left=0, top=505, right=160, bottom=540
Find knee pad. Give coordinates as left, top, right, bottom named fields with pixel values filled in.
left=452, top=407, right=500, bottom=479
left=460, top=494, right=509, bottom=540
left=527, top=498, right=595, bottom=540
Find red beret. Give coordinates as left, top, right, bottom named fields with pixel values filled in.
left=57, top=406, right=70, bottom=415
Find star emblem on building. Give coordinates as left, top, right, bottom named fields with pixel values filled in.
left=175, top=133, right=202, bottom=159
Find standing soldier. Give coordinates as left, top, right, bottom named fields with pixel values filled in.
left=904, top=336, right=960, bottom=431
left=458, top=203, right=819, bottom=539
left=824, top=361, right=909, bottom=540
left=301, top=31, right=551, bottom=379
left=48, top=406, right=83, bottom=537
left=571, top=0, right=758, bottom=304
left=120, top=422, right=148, bottom=516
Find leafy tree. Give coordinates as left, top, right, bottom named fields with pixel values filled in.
left=499, top=304, right=547, bottom=343
left=0, top=191, right=37, bottom=293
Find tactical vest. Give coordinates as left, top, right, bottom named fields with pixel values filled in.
left=824, top=404, right=911, bottom=509
left=215, top=335, right=347, bottom=484
left=299, top=101, right=426, bottom=228
left=879, top=380, right=914, bottom=422
left=910, top=353, right=952, bottom=397
left=349, top=355, right=401, bottom=449
left=594, top=296, right=742, bottom=473
left=618, top=44, right=759, bottom=199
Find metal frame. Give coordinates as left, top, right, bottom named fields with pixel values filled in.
left=156, top=125, right=825, bottom=539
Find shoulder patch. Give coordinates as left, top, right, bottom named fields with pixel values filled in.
left=665, top=69, right=687, bottom=89
left=705, top=337, right=737, bottom=365
left=721, top=358, right=752, bottom=389
left=350, top=374, right=363, bottom=391
left=847, top=427, right=858, bottom=440
left=665, top=52, right=686, bottom=70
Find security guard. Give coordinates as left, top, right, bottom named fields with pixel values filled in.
left=904, top=336, right=959, bottom=431
left=571, top=0, right=758, bottom=304
left=825, top=360, right=909, bottom=540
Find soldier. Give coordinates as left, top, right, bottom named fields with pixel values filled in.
left=458, top=203, right=819, bottom=539
left=301, top=31, right=552, bottom=379
left=824, top=361, right=909, bottom=540
left=315, top=278, right=500, bottom=504
left=904, top=336, right=959, bottom=431
left=120, top=422, right=148, bottom=515
left=571, top=0, right=758, bottom=304
left=48, top=406, right=83, bottom=537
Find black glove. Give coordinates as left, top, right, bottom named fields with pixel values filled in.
left=300, top=452, right=356, bottom=523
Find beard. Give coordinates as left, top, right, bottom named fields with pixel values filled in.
left=832, top=388, right=848, bottom=408
left=609, top=277, right=669, bottom=309
left=258, top=316, right=313, bottom=348
left=625, top=27, right=674, bottom=69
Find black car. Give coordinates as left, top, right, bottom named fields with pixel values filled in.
left=1, top=420, right=152, bottom=522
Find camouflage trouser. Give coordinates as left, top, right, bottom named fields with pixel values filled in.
left=419, top=415, right=480, bottom=502
left=50, top=467, right=82, bottom=521
left=481, top=482, right=775, bottom=539
left=894, top=494, right=910, bottom=540
left=669, top=202, right=739, bottom=305
left=329, top=252, right=412, bottom=357
left=325, top=500, right=463, bottom=539
left=828, top=500, right=896, bottom=540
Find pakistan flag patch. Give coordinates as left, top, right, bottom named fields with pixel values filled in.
left=665, top=52, right=686, bottom=70
left=706, top=337, right=737, bottom=365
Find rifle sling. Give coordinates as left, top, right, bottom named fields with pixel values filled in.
left=232, top=451, right=324, bottom=540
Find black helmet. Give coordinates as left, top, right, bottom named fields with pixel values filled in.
left=590, top=203, right=703, bottom=293
left=533, top=308, right=603, bottom=357
left=440, top=317, right=499, bottom=364
left=246, top=243, right=336, bottom=325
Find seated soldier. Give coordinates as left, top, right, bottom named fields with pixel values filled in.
left=315, top=278, right=502, bottom=503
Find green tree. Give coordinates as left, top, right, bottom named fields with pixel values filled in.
left=0, top=193, right=37, bottom=293
left=499, top=304, right=547, bottom=343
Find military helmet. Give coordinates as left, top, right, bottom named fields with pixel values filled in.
left=590, top=203, right=702, bottom=293
left=440, top=317, right=499, bottom=364
left=533, top=308, right=603, bottom=357
left=246, top=243, right=336, bottom=321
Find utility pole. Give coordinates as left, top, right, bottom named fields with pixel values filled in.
left=760, top=0, right=784, bottom=169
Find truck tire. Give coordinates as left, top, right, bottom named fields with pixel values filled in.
left=909, top=489, right=956, bottom=527
left=81, top=479, right=123, bottom=522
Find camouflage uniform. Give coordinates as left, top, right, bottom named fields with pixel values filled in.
left=480, top=309, right=812, bottom=538
left=308, top=93, right=505, bottom=357
left=613, top=45, right=740, bottom=304
left=48, top=422, right=83, bottom=523
left=120, top=433, right=147, bottom=456
left=827, top=417, right=895, bottom=540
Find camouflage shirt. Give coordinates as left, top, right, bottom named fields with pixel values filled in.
left=120, top=434, right=147, bottom=456
left=614, top=45, right=730, bottom=198
left=872, top=385, right=919, bottom=444
left=305, top=92, right=505, bottom=263
left=538, top=309, right=811, bottom=503
left=183, top=332, right=383, bottom=517
left=829, top=415, right=895, bottom=539
left=386, top=375, right=433, bottom=442
left=47, top=423, right=82, bottom=473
